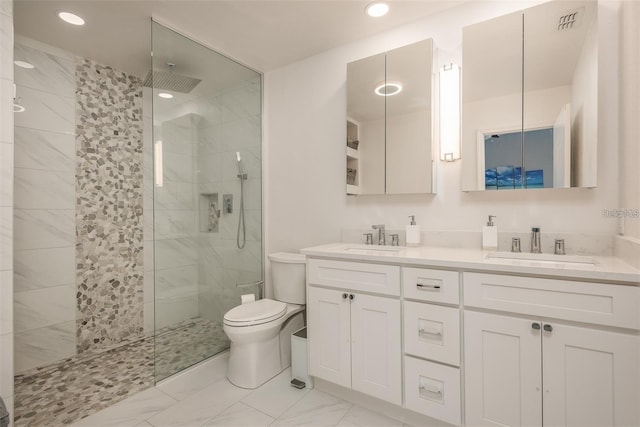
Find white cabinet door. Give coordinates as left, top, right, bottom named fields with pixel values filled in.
left=308, top=286, right=351, bottom=388
left=351, top=293, right=402, bottom=405
left=542, top=323, right=640, bottom=427
left=465, top=311, right=542, bottom=427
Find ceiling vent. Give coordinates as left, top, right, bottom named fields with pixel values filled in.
left=557, top=7, right=584, bottom=31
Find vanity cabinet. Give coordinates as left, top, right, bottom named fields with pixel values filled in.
left=464, top=273, right=640, bottom=427
left=307, top=259, right=402, bottom=405
left=402, top=268, right=462, bottom=425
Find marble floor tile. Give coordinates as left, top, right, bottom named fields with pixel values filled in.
left=336, top=405, right=404, bottom=427
left=202, top=402, right=274, bottom=427
left=157, top=353, right=229, bottom=401
left=146, top=378, right=251, bottom=427
left=71, top=388, right=176, bottom=427
left=242, top=368, right=311, bottom=418
left=270, top=389, right=353, bottom=427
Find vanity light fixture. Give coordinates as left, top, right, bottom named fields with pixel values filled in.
left=374, top=82, right=402, bottom=96
left=439, top=63, right=461, bottom=161
left=14, top=60, right=35, bottom=69
left=158, top=92, right=173, bottom=99
left=366, top=2, right=389, bottom=18
left=58, top=11, right=85, bottom=26
left=154, top=140, right=164, bottom=187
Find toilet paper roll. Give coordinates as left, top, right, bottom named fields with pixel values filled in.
left=241, top=293, right=255, bottom=304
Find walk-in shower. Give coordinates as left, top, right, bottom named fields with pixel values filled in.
left=151, top=21, right=262, bottom=382
left=11, top=18, right=262, bottom=425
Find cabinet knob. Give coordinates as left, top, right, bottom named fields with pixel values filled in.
left=532, top=322, right=541, bottom=330
left=349, top=294, right=354, bottom=300
left=543, top=324, right=553, bottom=332
left=342, top=293, right=348, bottom=299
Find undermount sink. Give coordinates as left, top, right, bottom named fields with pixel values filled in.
left=345, top=245, right=404, bottom=253
left=486, top=251, right=597, bottom=265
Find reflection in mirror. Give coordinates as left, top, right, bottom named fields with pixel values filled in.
left=461, top=1, right=597, bottom=191
left=347, top=52, right=385, bottom=194
left=346, top=39, right=433, bottom=195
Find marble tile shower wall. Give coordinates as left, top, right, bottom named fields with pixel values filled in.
left=0, top=0, right=14, bottom=415
left=13, top=36, right=145, bottom=373
left=153, top=114, right=199, bottom=330
left=75, top=57, right=144, bottom=354
left=13, top=37, right=77, bottom=373
left=197, top=78, right=262, bottom=322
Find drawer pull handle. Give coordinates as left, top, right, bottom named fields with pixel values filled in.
left=416, top=283, right=441, bottom=290
left=532, top=323, right=541, bottom=330
left=349, top=294, right=355, bottom=300
left=419, top=328, right=442, bottom=336
left=342, top=293, right=348, bottom=299
left=419, top=385, right=443, bottom=398
left=543, top=324, right=553, bottom=332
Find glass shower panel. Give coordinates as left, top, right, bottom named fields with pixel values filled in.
left=150, top=21, right=262, bottom=381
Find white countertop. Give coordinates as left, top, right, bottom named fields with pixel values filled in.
left=300, top=243, right=640, bottom=285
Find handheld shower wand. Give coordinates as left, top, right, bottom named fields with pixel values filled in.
left=236, top=152, right=247, bottom=249
left=236, top=152, right=247, bottom=178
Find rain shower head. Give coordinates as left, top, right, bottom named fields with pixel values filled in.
left=142, top=63, right=201, bottom=94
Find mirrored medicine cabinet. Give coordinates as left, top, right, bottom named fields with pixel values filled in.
left=461, top=0, right=598, bottom=192
left=346, top=38, right=434, bottom=195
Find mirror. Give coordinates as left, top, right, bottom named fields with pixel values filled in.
left=346, top=39, right=434, bottom=195
left=461, top=0, right=597, bottom=191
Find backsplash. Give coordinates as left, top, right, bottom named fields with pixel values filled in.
left=342, top=229, right=615, bottom=256
left=615, top=235, right=640, bottom=269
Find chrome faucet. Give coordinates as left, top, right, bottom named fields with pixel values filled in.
left=372, top=224, right=386, bottom=245
left=531, top=227, right=541, bottom=253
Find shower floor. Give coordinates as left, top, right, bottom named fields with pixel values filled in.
left=14, top=318, right=229, bottom=427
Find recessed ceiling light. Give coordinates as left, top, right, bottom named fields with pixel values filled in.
left=375, top=82, right=402, bottom=96
left=366, top=2, right=389, bottom=18
left=14, top=60, right=35, bottom=69
left=58, top=11, right=85, bottom=26
left=158, top=92, right=173, bottom=99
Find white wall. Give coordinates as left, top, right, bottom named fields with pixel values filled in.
left=619, top=0, right=640, bottom=240
left=264, top=1, right=624, bottom=293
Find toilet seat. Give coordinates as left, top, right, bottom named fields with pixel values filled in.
left=224, top=298, right=287, bottom=327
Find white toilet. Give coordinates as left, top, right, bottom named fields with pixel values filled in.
left=223, top=252, right=306, bottom=389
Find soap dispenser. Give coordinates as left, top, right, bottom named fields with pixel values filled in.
left=406, top=215, right=420, bottom=247
left=482, top=215, right=498, bottom=250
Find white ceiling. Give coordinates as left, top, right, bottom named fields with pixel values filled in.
left=14, top=0, right=466, bottom=77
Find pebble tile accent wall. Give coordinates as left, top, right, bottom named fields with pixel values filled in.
left=75, top=58, right=144, bottom=354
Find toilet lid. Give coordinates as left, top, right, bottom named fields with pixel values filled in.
left=224, top=298, right=287, bottom=327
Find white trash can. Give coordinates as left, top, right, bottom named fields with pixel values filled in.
left=291, top=327, right=314, bottom=389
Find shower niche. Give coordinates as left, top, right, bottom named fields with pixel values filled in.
left=199, top=193, right=221, bottom=233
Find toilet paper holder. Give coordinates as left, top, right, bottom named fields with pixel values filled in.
left=236, top=280, right=264, bottom=300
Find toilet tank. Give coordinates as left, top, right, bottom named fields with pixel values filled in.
left=268, top=252, right=306, bottom=304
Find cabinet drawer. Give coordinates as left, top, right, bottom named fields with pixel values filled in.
left=308, top=258, right=400, bottom=296
left=403, top=267, right=459, bottom=305
left=404, top=301, right=460, bottom=366
left=463, top=272, right=640, bottom=329
left=404, top=356, right=461, bottom=426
